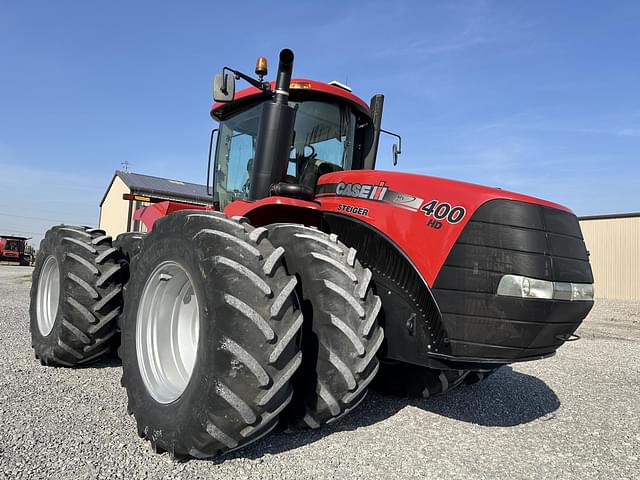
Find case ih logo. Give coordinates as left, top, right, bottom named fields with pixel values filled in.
left=317, top=181, right=424, bottom=211
left=335, top=181, right=389, bottom=200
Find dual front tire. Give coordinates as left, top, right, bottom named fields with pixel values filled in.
left=120, top=211, right=303, bottom=457
left=266, top=224, right=383, bottom=429
left=119, top=217, right=384, bottom=455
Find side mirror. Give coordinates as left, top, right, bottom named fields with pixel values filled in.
left=380, top=128, right=402, bottom=167
left=213, top=73, right=235, bottom=102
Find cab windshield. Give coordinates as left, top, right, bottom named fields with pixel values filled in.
left=5, top=240, right=20, bottom=251
left=214, top=100, right=356, bottom=208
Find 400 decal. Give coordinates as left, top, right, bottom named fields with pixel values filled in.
left=420, top=200, right=466, bottom=224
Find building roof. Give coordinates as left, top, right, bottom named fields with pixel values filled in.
left=101, top=170, right=212, bottom=206
left=579, top=212, right=640, bottom=221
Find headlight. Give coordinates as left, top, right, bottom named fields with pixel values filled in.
left=571, top=282, right=595, bottom=301
left=497, top=274, right=594, bottom=301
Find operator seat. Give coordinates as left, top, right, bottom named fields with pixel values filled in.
left=299, top=159, right=342, bottom=191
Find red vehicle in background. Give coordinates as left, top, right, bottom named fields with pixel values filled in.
left=0, top=235, right=32, bottom=266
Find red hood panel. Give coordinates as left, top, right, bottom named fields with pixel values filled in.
left=318, top=170, right=570, bottom=213
left=315, top=170, right=573, bottom=286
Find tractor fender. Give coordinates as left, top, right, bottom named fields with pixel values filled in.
left=319, top=212, right=448, bottom=367
left=223, top=196, right=323, bottom=227
left=132, top=198, right=319, bottom=233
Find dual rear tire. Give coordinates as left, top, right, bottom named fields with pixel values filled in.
left=29, top=226, right=123, bottom=366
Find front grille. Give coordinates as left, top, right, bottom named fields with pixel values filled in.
left=431, top=199, right=594, bottom=361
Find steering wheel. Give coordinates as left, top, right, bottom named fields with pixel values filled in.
left=291, top=145, right=317, bottom=180
left=294, top=144, right=316, bottom=167
left=302, top=144, right=316, bottom=160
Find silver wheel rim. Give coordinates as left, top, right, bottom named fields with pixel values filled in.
left=136, top=261, right=200, bottom=404
left=36, top=255, right=60, bottom=336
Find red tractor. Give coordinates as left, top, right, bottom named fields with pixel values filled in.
left=1, top=235, right=32, bottom=266
left=29, top=49, right=594, bottom=459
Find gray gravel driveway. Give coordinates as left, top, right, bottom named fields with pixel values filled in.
left=0, top=265, right=638, bottom=479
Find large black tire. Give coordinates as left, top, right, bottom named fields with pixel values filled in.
left=29, top=225, right=124, bottom=366
left=112, top=232, right=146, bottom=338
left=113, top=232, right=145, bottom=263
left=120, top=211, right=303, bottom=458
left=371, top=361, right=469, bottom=398
left=266, top=224, right=384, bottom=429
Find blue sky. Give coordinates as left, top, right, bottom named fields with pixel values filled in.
left=1, top=1, right=639, bottom=243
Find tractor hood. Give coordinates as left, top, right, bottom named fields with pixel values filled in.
left=315, top=169, right=578, bottom=287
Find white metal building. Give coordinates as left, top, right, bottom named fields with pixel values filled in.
left=579, top=213, right=640, bottom=302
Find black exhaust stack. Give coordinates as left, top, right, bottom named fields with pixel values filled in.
left=249, top=49, right=297, bottom=200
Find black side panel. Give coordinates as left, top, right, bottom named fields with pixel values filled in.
left=472, top=199, right=545, bottom=229
left=432, top=199, right=594, bottom=361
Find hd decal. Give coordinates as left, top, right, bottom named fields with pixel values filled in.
left=317, top=181, right=424, bottom=211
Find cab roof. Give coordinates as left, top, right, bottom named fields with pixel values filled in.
left=211, top=79, right=371, bottom=120
left=0, top=235, right=29, bottom=241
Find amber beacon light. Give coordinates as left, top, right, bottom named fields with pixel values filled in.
left=255, top=56, right=268, bottom=78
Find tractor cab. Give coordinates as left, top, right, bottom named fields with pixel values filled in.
left=212, top=90, right=365, bottom=209
left=209, top=51, right=385, bottom=209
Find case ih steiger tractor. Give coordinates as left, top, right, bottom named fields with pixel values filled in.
left=29, top=49, right=594, bottom=459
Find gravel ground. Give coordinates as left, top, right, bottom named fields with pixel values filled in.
left=0, top=264, right=638, bottom=479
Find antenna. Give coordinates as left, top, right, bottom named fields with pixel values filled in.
left=121, top=160, right=131, bottom=172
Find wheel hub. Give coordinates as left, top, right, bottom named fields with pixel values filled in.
left=136, top=261, right=200, bottom=404
left=36, top=255, right=60, bottom=336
